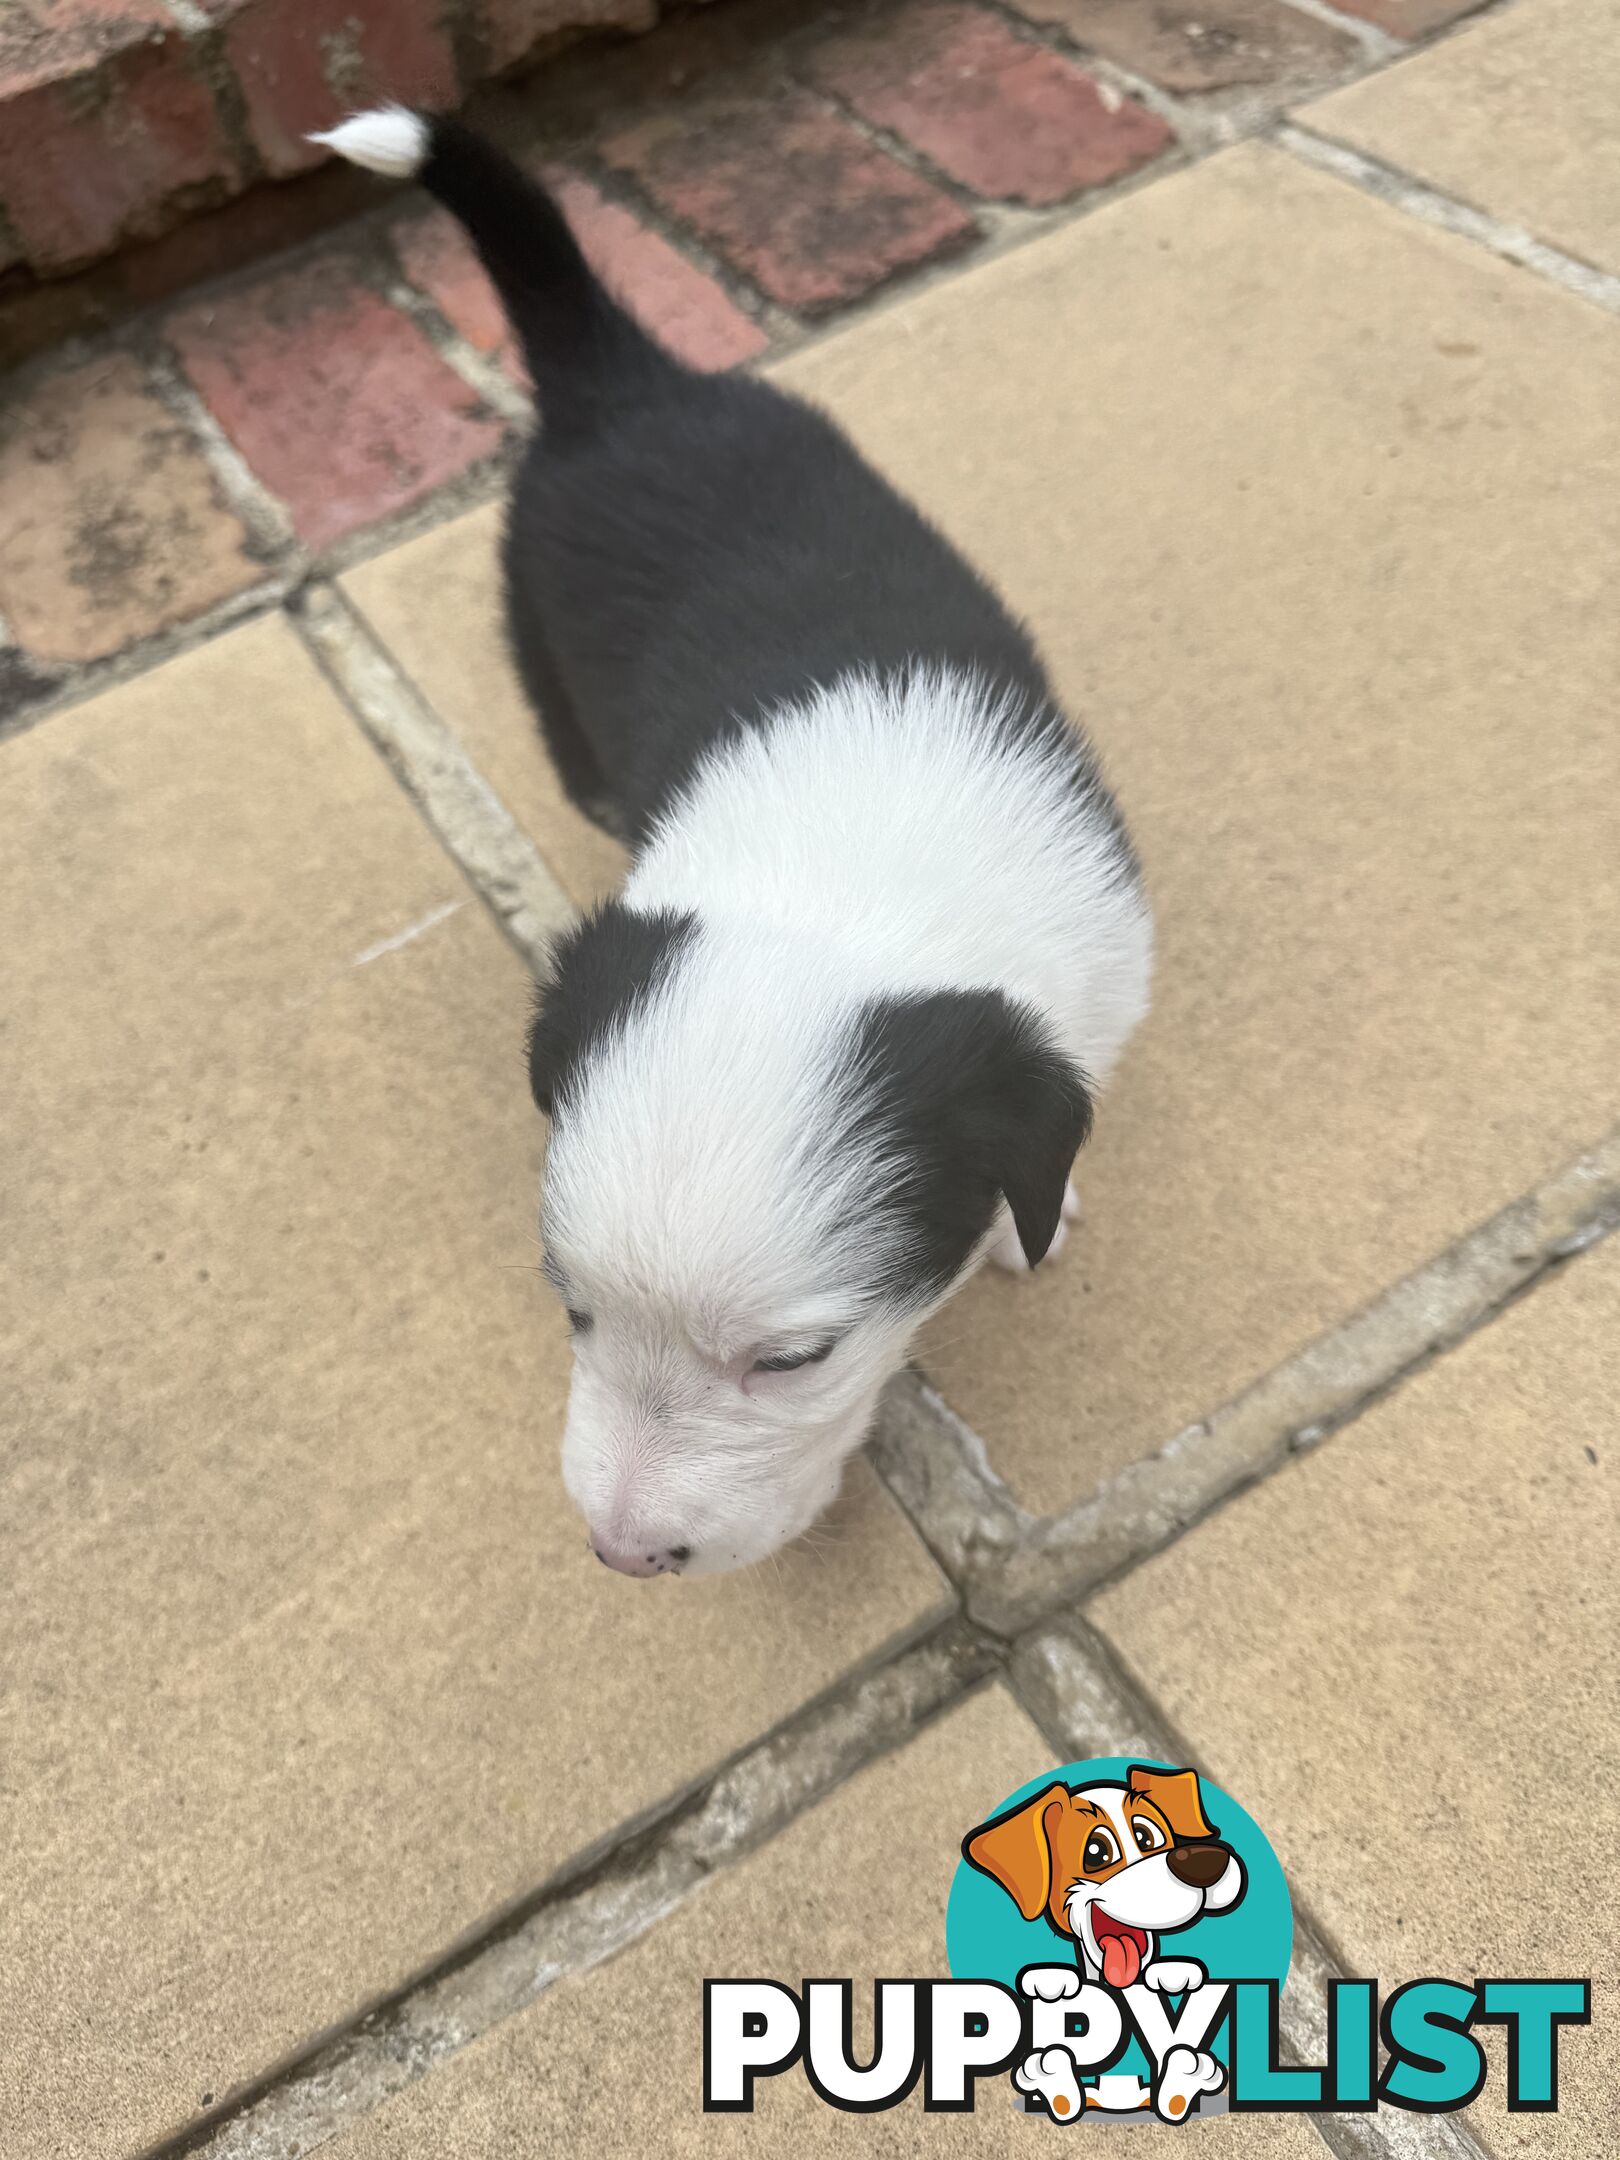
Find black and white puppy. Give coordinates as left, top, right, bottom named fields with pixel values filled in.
left=318, top=110, right=1154, bottom=1579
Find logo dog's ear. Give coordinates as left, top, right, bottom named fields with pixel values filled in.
left=963, top=1783, right=1072, bottom=1921
left=1127, top=1764, right=1215, bottom=1844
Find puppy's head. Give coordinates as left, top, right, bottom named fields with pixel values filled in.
left=964, top=1766, right=1245, bottom=1987
left=527, top=900, right=1091, bottom=1577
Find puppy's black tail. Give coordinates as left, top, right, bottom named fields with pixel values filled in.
left=311, top=106, right=677, bottom=437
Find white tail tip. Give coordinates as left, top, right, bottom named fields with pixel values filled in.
left=308, top=105, right=429, bottom=180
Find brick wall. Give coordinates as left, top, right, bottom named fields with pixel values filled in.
left=0, top=0, right=657, bottom=280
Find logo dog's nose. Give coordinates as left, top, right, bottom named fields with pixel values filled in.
left=589, top=1534, right=690, bottom=1578
left=1166, top=1842, right=1229, bottom=1888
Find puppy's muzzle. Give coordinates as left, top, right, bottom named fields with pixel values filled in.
left=590, top=1535, right=691, bottom=1578
left=1166, top=1842, right=1232, bottom=1889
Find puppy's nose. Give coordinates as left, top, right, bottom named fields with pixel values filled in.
left=589, top=1534, right=690, bottom=1578
left=1167, top=1842, right=1230, bottom=1888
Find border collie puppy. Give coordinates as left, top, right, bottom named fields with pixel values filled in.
left=317, top=110, right=1153, bottom=1579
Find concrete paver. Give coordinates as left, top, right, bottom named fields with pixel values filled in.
left=1093, top=1234, right=1620, bottom=2160
left=0, top=616, right=947, bottom=2158
left=329, top=1684, right=1328, bottom=2155
left=1309, top=0, right=1620, bottom=278
left=769, top=140, right=1620, bottom=1511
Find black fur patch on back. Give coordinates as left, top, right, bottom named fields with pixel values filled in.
left=527, top=902, right=697, bottom=1118
left=847, top=988, right=1093, bottom=1298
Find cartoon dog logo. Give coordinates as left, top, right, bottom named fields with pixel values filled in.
left=963, top=1763, right=1247, bottom=2123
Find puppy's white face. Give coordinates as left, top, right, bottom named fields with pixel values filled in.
left=550, top=1271, right=918, bottom=1576
left=531, top=905, right=1089, bottom=1578
left=537, top=924, right=937, bottom=1577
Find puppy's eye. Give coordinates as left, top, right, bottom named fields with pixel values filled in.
left=1131, top=1816, right=1166, bottom=1855
left=1082, top=1828, right=1120, bottom=1872
left=565, top=1308, right=593, bottom=1337
left=750, top=1337, right=836, bottom=1375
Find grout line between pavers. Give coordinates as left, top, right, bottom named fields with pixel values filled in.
left=140, top=1612, right=999, bottom=2159
left=1274, top=123, right=1620, bottom=317
left=971, top=0, right=1232, bottom=148
left=0, top=575, right=298, bottom=745
left=1276, top=0, right=1402, bottom=61
left=141, top=342, right=302, bottom=559
left=972, top=0, right=1378, bottom=151
left=549, top=145, right=795, bottom=343
left=1007, top=1613, right=1501, bottom=2160
left=887, top=1125, right=1620, bottom=1637
left=379, top=260, right=535, bottom=429
left=290, top=580, right=572, bottom=974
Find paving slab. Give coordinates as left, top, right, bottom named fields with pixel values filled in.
left=769, top=140, right=1620, bottom=1511
left=1092, top=1232, right=1620, bottom=2159
left=331, top=1683, right=1328, bottom=2155
left=1308, top=0, right=1620, bottom=278
left=0, top=616, right=947, bottom=2158
left=343, top=504, right=629, bottom=911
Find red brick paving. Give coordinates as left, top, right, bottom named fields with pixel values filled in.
left=395, top=177, right=768, bottom=383
left=807, top=1, right=1173, bottom=207
left=393, top=208, right=522, bottom=372
left=167, top=256, right=506, bottom=551
left=549, top=170, right=770, bottom=371
left=0, top=352, right=261, bottom=663
left=598, top=84, right=978, bottom=313
left=1005, top=0, right=1356, bottom=95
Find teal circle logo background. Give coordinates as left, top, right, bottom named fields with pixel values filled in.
left=946, top=1759, right=1293, bottom=2085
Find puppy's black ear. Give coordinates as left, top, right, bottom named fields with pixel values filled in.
left=526, top=902, right=696, bottom=1118
left=963, top=996, right=1093, bottom=1267
left=856, top=989, right=1093, bottom=1276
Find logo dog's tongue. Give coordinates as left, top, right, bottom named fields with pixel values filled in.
left=1100, top=1928, right=1142, bottom=1989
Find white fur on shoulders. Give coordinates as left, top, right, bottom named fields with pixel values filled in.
left=308, top=106, right=429, bottom=179
left=627, top=664, right=1154, bottom=1087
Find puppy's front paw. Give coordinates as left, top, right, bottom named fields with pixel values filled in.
left=1020, top=1964, right=1083, bottom=2002
left=1142, top=1958, right=1206, bottom=1996
left=1154, top=2044, right=1225, bottom=2123
left=1014, top=2045, right=1084, bottom=2120
left=987, top=1183, right=1082, bottom=1274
